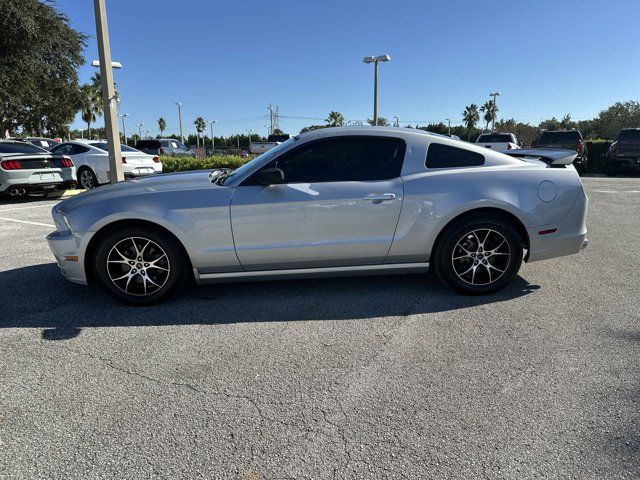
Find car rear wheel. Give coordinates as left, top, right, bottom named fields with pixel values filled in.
left=433, top=214, right=523, bottom=295
left=94, top=227, right=189, bottom=305
left=78, top=167, right=98, bottom=189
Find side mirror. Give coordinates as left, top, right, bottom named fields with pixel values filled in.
left=257, top=167, right=285, bottom=186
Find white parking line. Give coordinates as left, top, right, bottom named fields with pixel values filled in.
left=0, top=217, right=54, bottom=227
left=0, top=203, right=56, bottom=214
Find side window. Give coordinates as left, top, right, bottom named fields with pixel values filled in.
left=70, top=145, right=90, bottom=155
left=245, top=137, right=405, bottom=184
left=426, top=143, right=484, bottom=168
left=160, top=141, right=170, bottom=147
left=51, top=144, right=70, bottom=155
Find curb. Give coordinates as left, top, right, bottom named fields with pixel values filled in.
left=46, top=189, right=86, bottom=199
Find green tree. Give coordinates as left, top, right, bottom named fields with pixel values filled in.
left=158, top=117, right=166, bottom=136
left=0, top=0, right=86, bottom=136
left=462, top=104, right=480, bottom=141
left=325, top=111, right=345, bottom=127
left=480, top=100, right=497, bottom=131
left=194, top=116, right=206, bottom=147
left=80, top=84, right=100, bottom=139
left=367, top=117, right=389, bottom=126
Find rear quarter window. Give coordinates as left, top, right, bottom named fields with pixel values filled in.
left=426, top=143, right=485, bottom=168
left=538, top=131, right=581, bottom=143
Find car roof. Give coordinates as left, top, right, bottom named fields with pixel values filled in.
left=296, top=126, right=449, bottom=142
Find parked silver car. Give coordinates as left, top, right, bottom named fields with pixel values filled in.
left=136, top=138, right=193, bottom=157
left=47, top=127, right=588, bottom=304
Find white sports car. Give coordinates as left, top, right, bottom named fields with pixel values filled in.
left=47, top=127, right=588, bottom=304
left=51, top=140, right=162, bottom=189
left=0, top=140, right=75, bottom=196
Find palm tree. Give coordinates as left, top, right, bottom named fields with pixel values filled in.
left=462, top=104, right=480, bottom=141
left=194, top=116, right=206, bottom=147
left=480, top=100, right=497, bottom=131
left=158, top=117, right=166, bottom=137
left=325, top=111, right=345, bottom=127
left=89, top=73, right=119, bottom=115
left=367, top=117, right=389, bottom=126
left=80, top=84, right=99, bottom=139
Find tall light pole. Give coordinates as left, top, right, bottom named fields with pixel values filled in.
left=247, top=129, right=253, bottom=149
left=176, top=102, right=184, bottom=144
left=118, top=113, right=128, bottom=145
left=208, top=120, right=217, bottom=151
left=490, top=91, right=501, bottom=132
left=446, top=118, right=451, bottom=136
left=393, top=116, right=399, bottom=127
left=136, top=122, right=143, bottom=140
left=362, top=54, right=391, bottom=126
left=145, top=129, right=149, bottom=139
left=92, top=0, right=123, bottom=183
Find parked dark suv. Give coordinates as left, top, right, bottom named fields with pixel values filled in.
left=605, top=128, right=640, bottom=176
left=532, top=130, right=588, bottom=175
left=136, top=138, right=193, bottom=157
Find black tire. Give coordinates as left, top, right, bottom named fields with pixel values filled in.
left=606, top=160, right=618, bottom=177
left=94, top=226, right=189, bottom=305
left=78, top=167, right=99, bottom=189
left=433, top=214, right=523, bottom=295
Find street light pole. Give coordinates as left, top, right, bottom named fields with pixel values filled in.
left=176, top=102, right=184, bottom=144
left=363, top=54, right=391, bottom=126
left=490, top=91, right=501, bottom=132
left=137, top=122, right=143, bottom=140
left=248, top=129, right=253, bottom=149
left=93, top=0, right=123, bottom=183
left=446, top=118, right=451, bottom=136
left=208, top=120, right=217, bottom=151
left=118, top=113, right=128, bottom=145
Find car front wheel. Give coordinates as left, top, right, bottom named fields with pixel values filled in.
left=433, top=214, right=523, bottom=295
left=94, top=227, right=189, bottom=305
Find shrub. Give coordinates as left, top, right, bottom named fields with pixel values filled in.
left=160, top=155, right=252, bottom=173
left=585, top=139, right=612, bottom=173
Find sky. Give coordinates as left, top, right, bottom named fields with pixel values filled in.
left=59, top=0, right=640, bottom=138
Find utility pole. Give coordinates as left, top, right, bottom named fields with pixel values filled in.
left=446, top=118, right=451, bottom=136
left=137, top=122, right=143, bottom=140
left=176, top=102, right=184, bottom=143
left=119, top=113, right=128, bottom=145
left=268, top=105, right=273, bottom=135
left=93, top=0, right=123, bottom=183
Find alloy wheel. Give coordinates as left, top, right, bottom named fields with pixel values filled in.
left=106, top=237, right=170, bottom=296
left=451, top=228, right=511, bottom=286
left=80, top=170, right=95, bottom=189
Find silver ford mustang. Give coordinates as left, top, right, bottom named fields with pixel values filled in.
left=46, top=127, right=588, bottom=304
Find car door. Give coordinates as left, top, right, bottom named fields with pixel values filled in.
left=229, top=135, right=406, bottom=270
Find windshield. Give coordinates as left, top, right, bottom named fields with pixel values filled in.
left=616, top=129, right=640, bottom=141
left=0, top=142, right=48, bottom=154
left=222, top=138, right=296, bottom=184
left=90, top=142, right=142, bottom=152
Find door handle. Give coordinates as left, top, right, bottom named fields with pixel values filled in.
left=363, top=193, right=396, bottom=202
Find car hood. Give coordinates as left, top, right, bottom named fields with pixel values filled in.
left=57, top=170, right=217, bottom=213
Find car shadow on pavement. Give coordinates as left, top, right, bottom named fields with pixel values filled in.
left=0, top=262, right=540, bottom=341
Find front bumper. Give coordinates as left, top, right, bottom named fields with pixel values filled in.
left=46, top=230, right=88, bottom=285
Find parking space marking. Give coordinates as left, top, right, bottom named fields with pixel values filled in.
left=0, top=203, right=57, bottom=214
left=0, top=216, right=54, bottom=227
left=592, top=189, right=640, bottom=194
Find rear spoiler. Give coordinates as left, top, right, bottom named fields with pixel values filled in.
left=502, top=148, right=577, bottom=166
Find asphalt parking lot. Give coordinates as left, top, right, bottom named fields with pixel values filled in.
left=0, top=177, right=639, bottom=479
